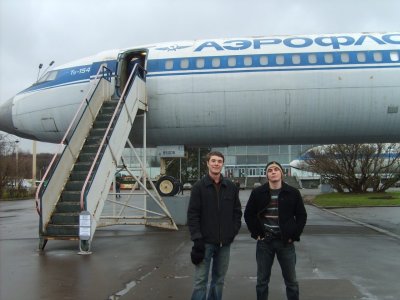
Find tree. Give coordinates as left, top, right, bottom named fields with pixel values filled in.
left=0, top=134, right=18, bottom=196
left=165, top=147, right=211, bottom=183
left=301, top=143, right=400, bottom=193
left=0, top=133, right=55, bottom=198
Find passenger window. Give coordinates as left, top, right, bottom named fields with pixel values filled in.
left=244, top=56, right=252, bottom=66
left=308, top=54, right=317, bottom=64
left=276, top=55, right=284, bottom=65
left=340, top=53, right=350, bottom=63
left=180, top=59, right=189, bottom=69
left=196, top=58, right=205, bottom=68
left=259, top=56, right=268, bottom=66
left=324, top=53, right=333, bottom=64
left=357, top=52, right=366, bottom=63
left=390, top=51, right=399, bottom=62
left=212, top=58, right=220, bottom=68
left=228, top=57, right=236, bottom=67
left=165, top=60, right=174, bottom=70
left=373, top=52, right=383, bottom=62
left=292, top=55, right=301, bottom=65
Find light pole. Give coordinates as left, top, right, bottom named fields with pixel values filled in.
left=32, top=140, right=37, bottom=191
left=15, top=140, right=19, bottom=188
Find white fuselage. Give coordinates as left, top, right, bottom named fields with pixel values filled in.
left=1, top=32, right=399, bottom=146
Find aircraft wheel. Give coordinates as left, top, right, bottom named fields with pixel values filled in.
left=156, top=176, right=179, bottom=196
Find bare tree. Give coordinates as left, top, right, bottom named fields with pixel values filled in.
left=0, top=134, right=55, bottom=198
left=0, top=134, right=17, bottom=196
left=302, top=143, right=400, bottom=193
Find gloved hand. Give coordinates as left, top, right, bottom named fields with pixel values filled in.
left=190, top=239, right=205, bottom=265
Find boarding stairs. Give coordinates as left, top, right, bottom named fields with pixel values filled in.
left=35, top=64, right=176, bottom=252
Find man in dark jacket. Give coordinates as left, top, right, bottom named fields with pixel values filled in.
left=187, top=151, right=242, bottom=300
left=244, top=161, right=307, bottom=300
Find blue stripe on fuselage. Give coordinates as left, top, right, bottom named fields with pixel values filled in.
left=17, top=50, right=400, bottom=94
left=18, top=61, right=118, bottom=95
left=146, top=49, right=400, bottom=76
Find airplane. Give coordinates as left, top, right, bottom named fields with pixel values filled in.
left=1, top=31, right=399, bottom=194
left=1, top=32, right=399, bottom=251
left=1, top=32, right=399, bottom=148
left=290, top=144, right=400, bottom=170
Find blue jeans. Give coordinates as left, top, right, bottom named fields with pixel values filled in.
left=191, top=243, right=231, bottom=300
left=256, top=239, right=299, bottom=300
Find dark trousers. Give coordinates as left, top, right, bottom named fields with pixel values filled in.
left=256, top=239, right=299, bottom=300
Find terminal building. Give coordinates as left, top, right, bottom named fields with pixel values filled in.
left=120, top=144, right=319, bottom=188
left=212, top=145, right=319, bottom=188
left=212, top=145, right=315, bottom=178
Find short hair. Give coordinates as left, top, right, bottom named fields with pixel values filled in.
left=206, top=151, right=225, bottom=162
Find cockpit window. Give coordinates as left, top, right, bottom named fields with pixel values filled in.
left=37, top=70, right=58, bottom=83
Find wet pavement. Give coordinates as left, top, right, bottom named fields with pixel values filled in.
left=1, top=189, right=400, bottom=300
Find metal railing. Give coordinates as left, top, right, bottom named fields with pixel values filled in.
left=35, top=64, right=112, bottom=216
left=79, top=64, right=145, bottom=211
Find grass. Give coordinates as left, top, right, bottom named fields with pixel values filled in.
left=312, top=191, right=400, bottom=207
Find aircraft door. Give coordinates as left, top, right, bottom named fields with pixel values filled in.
left=116, top=49, right=147, bottom=97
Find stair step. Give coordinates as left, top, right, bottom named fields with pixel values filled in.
left=90, top=128, right=107, bottom=137
left=60, top=191, right=81, bottom=202
left=93, top=120, right=110, bottom=129
left=100, top=101, right=118, bottom=109
left=51, top=213, right=79, bottom=224
left=81, top=144, right=100, bottom=153
left=55, top=202, right=81, bottom=213
left=41, top=235, right=79, bottom=241
left=96, top=114, right=113, bottom=122
left=85, top=134, right=110, bottom=145
left=69, top=171, right=88, bottom=181
left=100, top=106, right=116, bottom=114
left=103, top=98, right=117, bottom=104
left=46, top=224, right=79, bottom=236
left=78, top=152, right=97, bottom=163
left=93, top=117, right=117, bottom=130
left=73, top=162, right=93, bottom=172
left=65, top=180, right=85, bottom=191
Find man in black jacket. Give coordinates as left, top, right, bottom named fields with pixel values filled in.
left=187, top=151, right=242, bottom=300
left=244, top=161, right=307, bottom=300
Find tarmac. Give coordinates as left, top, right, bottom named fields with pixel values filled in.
left=1, top=189, right=400, bottom=300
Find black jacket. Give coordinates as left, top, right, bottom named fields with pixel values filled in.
left=244, top=182, right=307, bottom=242
left=187, top=174, right=242, bottom=245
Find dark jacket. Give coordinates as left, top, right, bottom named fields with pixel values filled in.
left=244, top=182, right=307, bottom=242
left=187, top=174, right=242, bottom=245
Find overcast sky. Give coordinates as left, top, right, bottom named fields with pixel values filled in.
left=0, top=0, right=399, bottom=153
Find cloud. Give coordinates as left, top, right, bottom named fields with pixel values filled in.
left=1, top=0, right=399, bottom=152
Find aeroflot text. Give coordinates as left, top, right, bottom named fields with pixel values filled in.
left=194, top=34, right=400, bottom=51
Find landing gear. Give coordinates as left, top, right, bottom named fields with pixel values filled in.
left=156, top=176, right=180, bottom=196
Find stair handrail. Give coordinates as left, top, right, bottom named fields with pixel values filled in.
left=79, top=64, right=145, bottom=211
left=35, top=64, right=112, bottom=215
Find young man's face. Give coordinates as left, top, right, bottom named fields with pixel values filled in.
left=207, top=155, right=224, bottom=176
left=267, top=166, right=282, bottom=183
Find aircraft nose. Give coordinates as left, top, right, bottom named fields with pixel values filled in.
left=0, top=98, right=17, bottom=135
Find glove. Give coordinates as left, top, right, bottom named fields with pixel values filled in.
left=190, top=239, right=205, bottom=265
left=193, top=239, right=205, bottom=251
